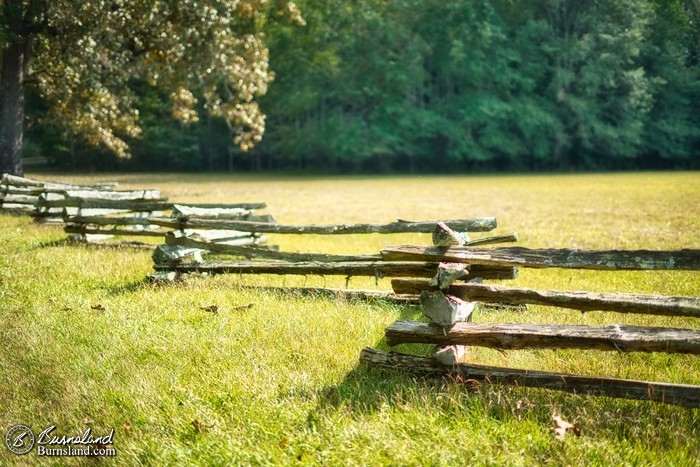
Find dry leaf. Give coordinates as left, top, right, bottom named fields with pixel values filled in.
left=62, top=307, right=73, bottom=311
left=192, top=419, right=207, bottom=432
left=199, top=305, right=219, bottom=314
left=122, top=423, right=131, bottom=431
left=91, top=304, right=106, bottom=311
left=231, top=302, right=255, bottom=310
left=82, top=417, right=94, bottom=425
left=551, top=414, right=581, bottom=440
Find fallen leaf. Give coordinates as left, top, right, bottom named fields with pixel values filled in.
left=82, top=417, right=94, bottom=425
left=551, top=413, right=581, bottom=440
left=91, top=304, right=106, bottom=311
left=192, top=419, right=207, bottom=432
left=199, top=305, right=219, bottom=314
left=122, top=423, right=131, bottom=431
left=62, top=307, right=73, bottom=311
left=231, top=302, right=255, bottom=311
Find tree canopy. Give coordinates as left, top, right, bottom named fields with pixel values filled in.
left=8, top=0, right=700, bottom=173
left=1, top=0, right=303, bottom=175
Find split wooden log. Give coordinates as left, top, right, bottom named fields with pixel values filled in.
left=37, top=198, right=171, bottom=210
left=166, top=230, right=380, bottom=262
left=171, top=204, right=275, bottom=223
left=153, top=260, right=517, bottom=280
left=433, top=222, right=469, bottom=246
left=65, top=215, right=161, bottom=226
left=0, top=194, right=39, bottom=204
left=154, top=260, right=444, bottom=277
left=359, top=348, right=700, bottom=408
left=63, top=189, right=162, bottom=200
left=173, top=202, right=267, bottom=210
left=466, top=232, right=519, bottom=247
left=148, top=217, right=497, bottom=234
left=419, top=291, right=475, bottom=325
left=64, top=225, right=165, bottom=237
left=434, top=345, right=467, bottom=366
left=430, top=262, right=468, bottom=290
left=152, top=245, right=205, bottom=264
left=2, top=174, right=118, bottom=189
left=391, top=279, right=700, bottom=318
left=385, top=320, right=700, bottom=354
left=169, top=229, right=266, bottom=242
left=381, top=245, right=700, bottom=271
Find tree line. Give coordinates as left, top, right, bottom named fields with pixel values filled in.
left=16, top=0, right=700, bottom=173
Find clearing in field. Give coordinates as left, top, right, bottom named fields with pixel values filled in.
left=1, top=172, right=699, bottom=465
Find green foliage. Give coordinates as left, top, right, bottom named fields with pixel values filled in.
left=15, top=0, right=700, bottom=171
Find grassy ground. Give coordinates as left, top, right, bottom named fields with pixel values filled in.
left=1, top=171, right=699, bottom=465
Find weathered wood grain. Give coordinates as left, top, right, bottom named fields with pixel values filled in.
left=148, top=217, right=497, bottom=234
left=359, top=348, right=700, bottom=408
left=154, top=260, right=518, bottom=280
left=37, top=198, right=170, bottom=210
left=385, top=320, right=700, bottom=354
left=432, top=222, right=468, bottom=246
left=465, top=232, right=519, bottom=247
left=170, top=204, right=276, bottom=222
left=419, top=291, right=475, bottom=325
left=2, top=174, right=118, bottom=189
left=155, top=260, right=445, bottom=278
left=64, top=225, right=165, bottom=237
left=430, top=262, right=468, bottom=290
left=391, top=279, right=700, bottom=318
left=381, top=245, right=700, bottom=271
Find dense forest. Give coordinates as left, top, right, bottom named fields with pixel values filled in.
left=23, top=0, right=700, bottom=172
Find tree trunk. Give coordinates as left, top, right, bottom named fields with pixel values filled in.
left=0, top=37, right=32, bottom=176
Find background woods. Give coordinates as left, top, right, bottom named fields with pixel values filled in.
left=8, top=0, right=700, bottom=172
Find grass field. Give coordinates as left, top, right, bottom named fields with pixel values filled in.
left=1, top=171, right=699, bottom=465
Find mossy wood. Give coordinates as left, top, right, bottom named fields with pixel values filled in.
left=149, top=217, right=497, bottom=234
left=154, top=260, right=517, bottom=279
left=381, top=245, right=700, bottom=270
left=2, top=174, right=118, bottom=189
left=359, top=348, right=700, bottom=408
left=385, top=320, right=700, bottom=354
left=64, top=225, right=165, bottom=237
left=392, top=279, right=700, bottom=318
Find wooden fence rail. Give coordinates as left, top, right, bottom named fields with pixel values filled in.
left=153, top=260, right=518, bottom=280
left=384, top=320, right=700, bottom=354
left=381, top=245, right=700, bottom=271
left=360, top=348, right=700, bottom=408
left=149, top=217, right=497, bottom=234
left=391, top=279, right=700, bottom=318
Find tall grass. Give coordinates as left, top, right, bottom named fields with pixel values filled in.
left=1, top=172, right=698, bottom=465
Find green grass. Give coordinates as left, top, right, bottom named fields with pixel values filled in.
left=1, top=171, right=699, bottom=465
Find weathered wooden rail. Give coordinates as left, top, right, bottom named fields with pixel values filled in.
left=1, top=173, right=118, bottom=213
left=360, top=348, right=700, bottom=408
left=361, top=230, right=700, bottom=407
left=150, top=217, right=523, bottom=286
left=381, top=245, right=700, bottom=271
left=392, top=279, right=700, bottom=318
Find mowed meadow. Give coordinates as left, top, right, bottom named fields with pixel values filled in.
left=1, top=171, right=699, bottom=465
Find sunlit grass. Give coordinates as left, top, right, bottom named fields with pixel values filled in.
left=1, top=171, right=699, bottom=465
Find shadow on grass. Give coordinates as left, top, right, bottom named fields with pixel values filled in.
left=300, top=298, right=700, bottom=441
